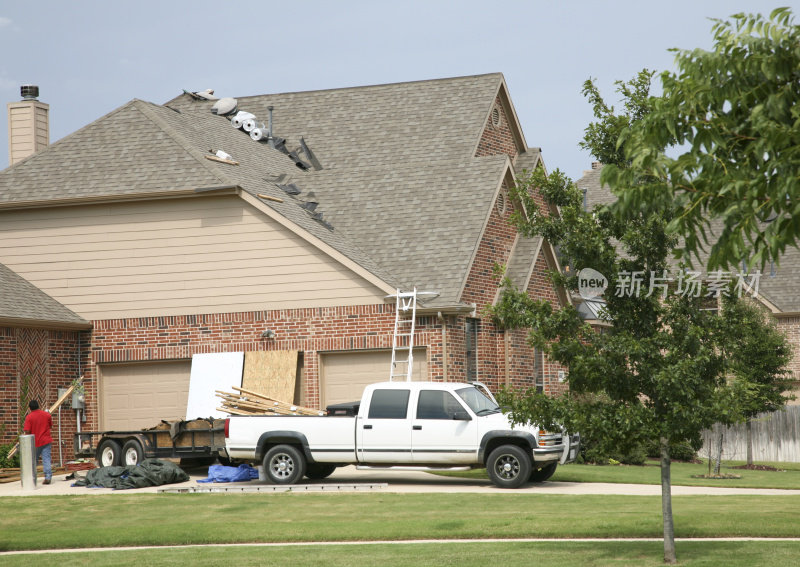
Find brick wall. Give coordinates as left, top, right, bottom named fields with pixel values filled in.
left=0, top=327, right=84, bottom=461
left=85, top=306, right=448, bottom=420
left=774, top=316, right=800, bottom=403
left=475, top=95, right=521, bottom=159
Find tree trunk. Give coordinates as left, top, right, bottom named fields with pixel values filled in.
left=746, top=420, right=753, bottom=466
left=661, top=437, right=677, bottom=564
left=713, top=432, right=723, bottom=476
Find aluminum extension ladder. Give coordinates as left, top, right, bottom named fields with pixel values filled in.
left=389, top=288, right=417, bottom=381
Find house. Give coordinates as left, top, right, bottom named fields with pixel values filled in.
left=577, top=162, right=800, bottom=394
left=0, top=74, right=569, bottom=458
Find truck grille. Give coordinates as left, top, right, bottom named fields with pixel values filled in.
left=538, top=429, right=563, bottom=447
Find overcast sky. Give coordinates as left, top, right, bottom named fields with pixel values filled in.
left=0, top=1, right=793, bottom=179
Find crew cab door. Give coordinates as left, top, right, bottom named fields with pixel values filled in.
left=411, top=389, right=478, bottom=464
left=357, top=388, right=412, bottom=463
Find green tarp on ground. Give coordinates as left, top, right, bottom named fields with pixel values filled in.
left=72, top=459, right=189, bottom=490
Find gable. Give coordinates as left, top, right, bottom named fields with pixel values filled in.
left=0, top=195, right=388, bottom=320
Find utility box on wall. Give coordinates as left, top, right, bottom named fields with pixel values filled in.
left=72, top=390, right=85, bottom=410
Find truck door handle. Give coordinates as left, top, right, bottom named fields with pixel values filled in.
left=363, top=424, right=372, bottom=430
left=413, top=425, right=422, bottom=430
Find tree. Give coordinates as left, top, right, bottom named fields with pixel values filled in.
left=603, top=8, right=800, bottom=271
left=493, top=70, right=791, bottom=563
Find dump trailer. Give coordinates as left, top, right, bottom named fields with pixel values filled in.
left=74, top=418, right=228, bottom=467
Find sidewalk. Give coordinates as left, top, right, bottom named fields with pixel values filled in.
left=3, top=465, right=800, bottom=497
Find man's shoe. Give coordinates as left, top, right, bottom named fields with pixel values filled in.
left=43, top=478, right=51, bottom=485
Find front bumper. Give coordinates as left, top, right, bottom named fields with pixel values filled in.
left=532, top=432, right=581, bottom=465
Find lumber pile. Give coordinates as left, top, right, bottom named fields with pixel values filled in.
left=0, top=466, right=66, bottom=484
left=216, top=386, right=324, bottom=416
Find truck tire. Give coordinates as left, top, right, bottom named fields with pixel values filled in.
left=529, top=462, right=557, bottom=482
left=264, top=444, right=306, bottom=485
left=487, top=444, right=532, bottom=489
left=122, top=439, right=144, bottom=466
left=96, top=439, right=122, bottom=468
left=305, top=464, right=336, bottom=480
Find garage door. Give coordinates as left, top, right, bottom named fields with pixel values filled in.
left=320, top=349, right=427, bottom=407
left=100, top=361, right=191, bottom=431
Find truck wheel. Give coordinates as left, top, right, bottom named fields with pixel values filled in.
left=305, top=464, right=336, bottom=480
left=121, top=439, right=144, bottom=466
left=487, top=445, right=532, bottom=489
left=264, top=444, right=306, bottom=485
left=96, top=439, right=122, bottom=468
left=529, top=462, right=557, bottom=482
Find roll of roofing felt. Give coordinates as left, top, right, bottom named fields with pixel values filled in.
left=242, top=119, right=264, bottom=133
left=250, top=127, right=268, bottom=141
left=231, top=111, right=255, bottom=129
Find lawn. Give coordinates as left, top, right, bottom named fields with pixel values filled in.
left=2, top=492, right=799, bottom=551
left=3, top=541, right=800, bottom=567
left=438, top=459, right=800, bottom=489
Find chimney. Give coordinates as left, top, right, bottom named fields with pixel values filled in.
left=7, top=85, right=49, bottom=165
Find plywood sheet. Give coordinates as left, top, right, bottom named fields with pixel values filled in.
left=242, top=350, right=298, bottom=404
left=186, top=352, right=244, bottom=419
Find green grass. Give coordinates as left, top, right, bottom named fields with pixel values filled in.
left=2, top=492, right=800, bottom=551
left=439, top=459, right=800, bottom=489
left=3, top=541, right=800, bottom=567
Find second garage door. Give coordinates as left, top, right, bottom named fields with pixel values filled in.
left=100, top=361, right=191, bottom=431
left=319, top=348, right=427, bottom=407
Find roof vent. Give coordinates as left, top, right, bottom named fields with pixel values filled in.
left=20, top=85, right=39, bottom=100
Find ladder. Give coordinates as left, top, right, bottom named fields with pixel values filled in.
left=390, top=288, right=417, bottom=381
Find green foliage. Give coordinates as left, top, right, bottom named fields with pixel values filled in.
left=606, top=8, right=800, bottom=270
left=0, top=439, right=20, bottom=469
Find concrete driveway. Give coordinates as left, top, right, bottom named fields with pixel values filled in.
left=3, top=464, right=800, bottom=497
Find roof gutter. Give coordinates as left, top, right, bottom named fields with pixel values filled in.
left=0, top=185, right=241, bottom=211
left=0, top=317, right=93, bottom=331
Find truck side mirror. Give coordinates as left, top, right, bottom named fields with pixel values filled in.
left=452, top=410, right=472, bottom=421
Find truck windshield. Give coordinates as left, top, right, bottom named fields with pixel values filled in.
left=456, top=387, right=500, bottom=415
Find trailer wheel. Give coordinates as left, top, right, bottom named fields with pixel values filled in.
left=486, top=444, right=532, bottom=489
left=264, top=444, right=306, bottom=485
left=96, top=439, right=122, bottom=468
left=122, top=439, right=144, bottom=466
left=305, top=464, right=336, bottom=480
left=529, top=462, right=557, bottom=482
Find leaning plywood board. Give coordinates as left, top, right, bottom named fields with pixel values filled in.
left=242, top=350, right=298, bottom=403
left=186, top=352, right=244, bottom=419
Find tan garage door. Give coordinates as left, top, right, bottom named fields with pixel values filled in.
left=320, top=349, right=427, bottom=407
left=100, top=361, right=191, bottom=431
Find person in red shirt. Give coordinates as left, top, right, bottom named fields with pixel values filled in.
left=23, top=400, right=53, bottom=484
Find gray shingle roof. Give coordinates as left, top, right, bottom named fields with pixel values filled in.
left=0, top=74, right=514, bottom=307
left=0, top=263, right=90, bottom=328
left=576, top=164, right=800, bottom=313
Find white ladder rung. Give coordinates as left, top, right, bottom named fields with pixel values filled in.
left=390, top=288, right=417, bottom=382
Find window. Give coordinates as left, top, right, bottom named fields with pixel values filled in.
left=417, top=390, right=465, bottom=420
left=368, top=389, right=410, bottom=419
left=466, top=318, right=479, bottom=382
left=534, top=347, right=544, bottom=393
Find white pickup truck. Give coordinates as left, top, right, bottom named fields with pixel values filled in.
left=224, top=381, right=580, bottom=489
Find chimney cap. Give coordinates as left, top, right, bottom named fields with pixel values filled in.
left=20, top=85, right=39, bottom=100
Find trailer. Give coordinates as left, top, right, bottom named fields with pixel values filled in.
left=74, top=418, right=228, bottom=467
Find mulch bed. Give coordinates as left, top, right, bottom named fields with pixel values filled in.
left=729, top=464, right=783, bottom=472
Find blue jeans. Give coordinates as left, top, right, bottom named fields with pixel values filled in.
left=36, top=443, right=52, bottom=480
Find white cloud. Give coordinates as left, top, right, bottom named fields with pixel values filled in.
left=0, top=17, right=11, bottom=27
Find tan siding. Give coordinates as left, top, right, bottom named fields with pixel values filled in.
left=0, top=196, right=386, bottom=319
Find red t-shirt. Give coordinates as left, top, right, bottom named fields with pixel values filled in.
left=23, top=409, right=53, bottom=447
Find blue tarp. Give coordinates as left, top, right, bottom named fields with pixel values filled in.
left=197, top=463, right=259, bottom=483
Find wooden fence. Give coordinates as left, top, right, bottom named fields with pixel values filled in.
left=700, top=406, right=800, bottom=463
